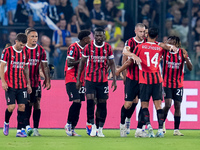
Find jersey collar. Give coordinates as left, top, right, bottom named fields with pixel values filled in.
left=146, top=42, right=156, bottom=44
left=26, top=44, right=38, bottom=49
left=93, top=40, right=105, bottom=48
left=76, top=41, right=84, bottom=49
left=12, top=45, right=22, bottom=53
left=133, top=37, right=144, bottom=43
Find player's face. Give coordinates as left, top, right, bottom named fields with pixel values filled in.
left=15, top=41, right=26, bottom=50
left=145, top=29, right=148, bottom=38
left=27, top=31, right=38, bottom=45
left=83, top=36, right=91, bottom=45
left=135, top=27, right=145, bottom=41
left=94, top=31, right=104, bottom=45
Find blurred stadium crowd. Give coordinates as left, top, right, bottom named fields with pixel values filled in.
left=0, top=0, right=199, bottom=80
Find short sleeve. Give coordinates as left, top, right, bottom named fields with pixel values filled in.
left=82, top=45, right=89, bottom=58
left=108, top=45, right=114, bottom=59
left=67, top=46, right=77, bottom=59
left=1, top=49, right=8, bottom=64
left=41, top=47, right=47, bottom=62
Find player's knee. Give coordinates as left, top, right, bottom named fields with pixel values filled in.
left=86, top=94, right=95, bottom=100
left=18, top=104, right=25, bottom=111
left=124, top=103, right=132, bottom=109
left=34, top=101, right=40, bottom=109
left=7, top=104, right=15, bottom=112
left=73, top=99, right=81, bottom=103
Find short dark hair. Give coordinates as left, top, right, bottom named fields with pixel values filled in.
left=94, top=27, right=105, bottom=34
left=144, top=24, right=148, bottom=29
left=148, top=27, right=158, bottom=39
left=16, top=33, right=27, bottom=44
left=78, top=30, right=91, bottom=40
left=25, top=28, right=37, bottom=35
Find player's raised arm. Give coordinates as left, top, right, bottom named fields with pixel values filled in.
left=182, top=48, right=193, bottom=71
left=158, top=42, right=178, bottom=52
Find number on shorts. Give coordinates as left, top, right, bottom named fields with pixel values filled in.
left=104, top=86, right=109, bottom=93
left=23, top=91, right=27, bottom=98
left=176, top=89, right=183, bottom=96
left=79, top=87, right=85, bottom=94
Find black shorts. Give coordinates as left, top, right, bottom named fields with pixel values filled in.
left=125, top=77, right=139, bottom=101
left=28, top=82, right=42, bottom=103
left=164, top=87, right=183, bottom=102
left=140, top=83, right=162, bottom=102
left=85, top=81, right=108, bottom=100
left=5, top=88, right=28, bottom=105
left=66, top=82, right=85, bottom=101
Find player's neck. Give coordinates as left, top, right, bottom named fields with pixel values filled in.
left=135, top=36, right=143, bottom=42
left=27, top=43, right=37, bottom=48
left=147, top=37, right=156, bottom=43
left=78, top=41, right=85, bottom=48
left=13, top=45, right=21, bottom=51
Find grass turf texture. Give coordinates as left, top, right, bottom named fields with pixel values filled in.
left=0, top=129, right=199, bottom=150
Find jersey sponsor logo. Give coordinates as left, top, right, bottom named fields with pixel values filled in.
left=10, top=61, right=26, bottom=68
left=29, top=59, right=40, bottom=66
left=91, top=56, right=107, bottom=63
left=166, top=60, right=182, bottom=69
left=12, top=55, right=15, bottom=58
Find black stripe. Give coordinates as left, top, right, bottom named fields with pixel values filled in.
left=7, top=48, right=11, bottom=86
left=156, top=72, right=159, bottom=83
left=142, top=71, right=145, bottom=79
left=134, top=47, right=139, bottom=55
left=151, top=73, right=154, bottom=84
left=17, top=52, right=20, bottom=89
left=147, top=72, right=150, bottom=84
left=162, top=52, right=166, bottom=82
left=87, top=44, right=91, bottom=78
left=166, top=52, right=170, bottom=88
left=91, top=43, right=95, bottom=82
left=175, top=52, right=179, bottom=88
left=171, top=53, right=175, bottom=88
left=133, top=64, right=136, bottom=80
left=21, top=51, right=24, bottom=89
left=12, top=49, right=16, bottom=88
left=179, top=51, right=184, bottom=84
left=30, top=48, right=33, bottom=86
left=74, top=45, right=79, bottom=78
left=96, top=47, right=101, bottom=82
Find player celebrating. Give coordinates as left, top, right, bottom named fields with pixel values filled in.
left=76, top=28, right=117, bottom=137
left=162, top=36, right=192, bottom=136
left=1, top=33, right=32, bottom=137
left=24, top=28, right=51, bottom=136
left=64, top=30, right=91, bottom=136
left=119, top=23, right=145, bottom=137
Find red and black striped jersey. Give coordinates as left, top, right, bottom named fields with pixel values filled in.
left=65, top=42, right=85, bottom=84
left=125, top=37, right=146, bottom=81
left=134, top=42, right=164, bottom=84
left=82, top=40, right=114, bottom=82
left=1, top=46, right=29, bottom=89
left=162, top=49, right=186, bottom=88
left=24, top=44, right=47, bottom=87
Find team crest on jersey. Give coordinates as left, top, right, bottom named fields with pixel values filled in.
left=103, top=49, right=107, bottom=54
left=178, top=56, right=181, bottom=60
left=37, top=52, right=39, bottom=57
left=23, top=54, right=25, bottom=60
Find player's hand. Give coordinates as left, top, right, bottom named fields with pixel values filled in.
left=111, top=80, right=117, bottom=92
left=76, top=80, right=81, bottom=89
left=181, top=48, right=188, bottom=59
left=131, top=54, right=141, bottom=65
left=42, top=80, right=51, bottom=90
left=123, top=77, right=126, bottom=85
left=115, top=69, right=120, bottom=77
left=2, top=81, right=8, bottom=91
left=170, top=45, right=178, bottom=53
left=27, top=85, right=32, bottom=94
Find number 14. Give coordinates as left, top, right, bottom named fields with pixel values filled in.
left=144, top=52, right=159, bottom=67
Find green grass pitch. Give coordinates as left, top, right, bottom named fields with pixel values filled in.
left=0, top=129, right=200, bottom=150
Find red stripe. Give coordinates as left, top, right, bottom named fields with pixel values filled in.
left=14, top=49, right=18, bottom=89
left=23, top=50, right=27, bottom=88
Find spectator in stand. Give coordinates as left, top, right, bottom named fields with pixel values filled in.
left=114, top=0, right=124, bottom=10
left=165, top=18, right=178, bottom=36
left=138, top=3, right=151, bottom=24
left=142, top=19, right=149, bottom=28
left=172, top=10, right=182, bottom=25
left=105, top=21, right=122, bottom=48
left=6, top=0, right=18, bottom=25
left=41, top=35, right=51, bottom=63
left=75, top=0, right=91, bottom=30
left=67, top=14, right=81, bottom=43
left=193, top=18, right=200, bottom=43
left=14, top=0, right=34, bottom=27
left=52, top=19, right=70, bottom=78
left=0, top=0, right=8, bottom=26
left=194, top=44, right=200, bottom=79
left=150, top=0, right=161, bottom=26
left=47, top=0, right=64, bottom=25
left=60, top=0, right=73, bottom=24
left=191, top=5, right=199, bottom=28
left=103, top=0, right=114, bottom=21
left=4, top=31, right=17, bottom=48
left=90, top=0, right=108, bottom=32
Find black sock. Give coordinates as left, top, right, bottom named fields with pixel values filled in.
left=174, top=116, right=181, bottom=130
left=98, top=102, right=107, bottom=128
left=157, top=109, right=164, bottom=129
left=33, top=109, right=41, bottom=128
left=67, top=102, right=76, bottom=124
left=72, top=103, right=81, bottom=129
left=142, top=108, right=150, bottom=125
left=87, top=99, right=94, bottom=124
left=126, top=103, right=137, bottom=118
left=137, top=107, right=143, bottom=128
left=24, top=103, right=32, bottom=126
left=95, top=106, right=100, bottom=129
left=17, top=111, right=25, bottom=130
left=121, top=105, right=128, bottom=124
left=163, top=113, right=168, bottom=122
left=5, top=109, right=12, bottom=123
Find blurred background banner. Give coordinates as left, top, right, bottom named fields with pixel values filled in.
left=0, top=80, right=199, bottom=129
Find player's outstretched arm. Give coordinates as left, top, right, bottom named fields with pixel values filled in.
left=182, top=48, right=193, bottom=71
left=159, top=42, right=178, bottom=52
left=116, top=59, right=133, bottom=76
left=67, top=58, right=80, bottom=67
left=24, top=64, right=32, bottom=94
left=0, top=62, right=8, bottom=91
left=41, top=62, right=51, bottom=90
left=108, top=59, right=117, bottom=92
left=76, top=56, right=87, bottom=89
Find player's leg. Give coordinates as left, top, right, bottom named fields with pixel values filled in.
left=16, top=88, right=28, bottom=137
left=3, top=88, right=15, bottom=136
left=65, top=82, right=81, bottom=136
left=173, top=88, right=184, bottom=136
